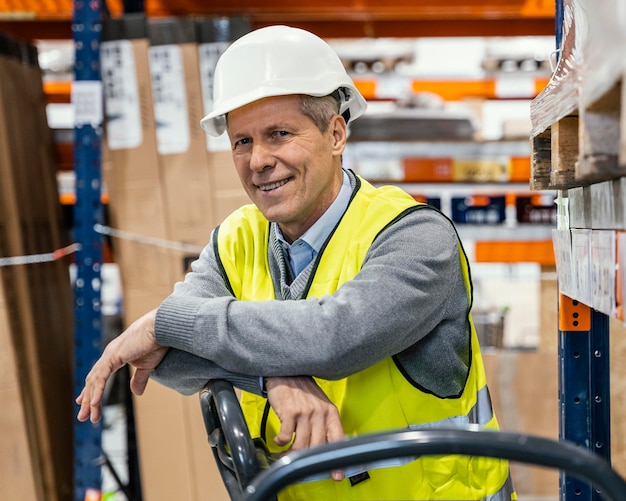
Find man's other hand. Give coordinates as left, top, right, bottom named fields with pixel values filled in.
left=75, top=309, right=168, bottom=423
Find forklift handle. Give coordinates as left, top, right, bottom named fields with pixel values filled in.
left=243, top=428, right=626, bottom=501
left=200, top=380, right=263, bottom=500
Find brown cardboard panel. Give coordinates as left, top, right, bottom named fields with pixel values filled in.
left=120, top=287, right=173, bottom=326
left=0, top=46, right=74, bottom=501
left=103, top=38, right=162, bottom=185
left=113, top=237, right=184, bottom=289
left=609, top=317, right=626, bottom=477
left=206, top=150, right=251, bottom=226
left=483, top=351, right=559, bottom=497
left=132, top=383, right=230, bottom=501
left=0, top=286, right=40, bottom=500
left=207, top=150, right=243, bottom=190
left=133, top=385, right=197, bottom=501
left=211, top=192, right=255, bottom=225
left=182, top=392, right=231, bottom=501
left=101, top=22, right=246, bottom=500
left=539, top=267, right=559, bottom=354
left=107, top=181, right=168, bottom=236
left=156, top=42, right=216, bottom=246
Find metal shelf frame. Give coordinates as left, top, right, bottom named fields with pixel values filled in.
left=67, top=2, right=611, bottom=500
left=559, top=297, right=611, bottom=500
left=72, top=0, right=105, bottom=499
left=551, top=2, right=613, bottom=500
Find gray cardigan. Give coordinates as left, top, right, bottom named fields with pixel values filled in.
left=152, top=174, right=472, bottom=399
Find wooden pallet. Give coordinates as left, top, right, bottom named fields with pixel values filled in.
left=531, top=0, right=626, bottom=190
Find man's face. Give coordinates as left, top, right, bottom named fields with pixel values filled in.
left=227, top=95, right=347, bottom=243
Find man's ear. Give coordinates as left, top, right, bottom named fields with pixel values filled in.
left=330, top=114, right=347, bottom=154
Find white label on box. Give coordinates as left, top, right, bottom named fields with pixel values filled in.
left=198, top=42, right=229, bottom=115
left=571, top=228, right=592, bottom=306
left=618, top=232, right=626, bottom=324
left=552, top=229, right=575, bottom=298
left=374, top=75, right=412, bottom=100
left=494, top=75, right=535, bottom=98
left=590, top=230, right=616, bottom=316
left=100, top=40, right=143, bottom=149
left=355, top=159, right=404, bottom=180
left=555, top=192, right=569, bottom=229
left=198, top=42, right=230, bottom=152
left=72, top=81, right=103, bottom=126
left=149, top=45, right=190, bottom=154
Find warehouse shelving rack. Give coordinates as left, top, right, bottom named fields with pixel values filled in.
left=530, top=0, right=626, bottom=499
left=6, top=0, right=621, bottom=499
left=69, top=0, right=617, bottom=499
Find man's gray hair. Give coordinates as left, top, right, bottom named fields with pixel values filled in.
left=299, top=94, right=342, bottom=133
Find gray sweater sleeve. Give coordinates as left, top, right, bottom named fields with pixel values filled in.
left=151, top=241, right=264, bottom=395
left=150, top=348, right=263, bottom=395
left=154, top=207, right=467, bottom=383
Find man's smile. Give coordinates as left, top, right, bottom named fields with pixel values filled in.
left=257, top=177, right=292, bottom=192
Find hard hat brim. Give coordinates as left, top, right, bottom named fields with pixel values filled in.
left=201, top=85, right=367, bottom=137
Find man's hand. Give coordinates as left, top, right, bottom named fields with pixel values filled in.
left=75, top=309, right=168, bottom=423
left=265, top=376, right=345, bottom=480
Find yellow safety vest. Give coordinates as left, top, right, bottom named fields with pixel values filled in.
left=215, top=175, right=514, bottom=500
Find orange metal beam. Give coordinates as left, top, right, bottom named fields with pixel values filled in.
left=43, top=81, right=71, bottom=103
left=1, top=0, right=553, bottom=39
left=354, top=78, right=550, bottom=101
left=558, top=294, right=591, bottom=331
left=474, top=240, right=555, bottom=266
left=144, top=0, right=555, bottom=20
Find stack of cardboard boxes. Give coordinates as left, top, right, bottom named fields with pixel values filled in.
left=0, top=33, right=74, bottom=500
left=101, top=14, right=251, bottom=500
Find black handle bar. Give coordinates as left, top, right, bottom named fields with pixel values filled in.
left=244, top=428, right=626, bottom=501
left=200, top=380, right=271, bottom=501
left=200, top=380, right=626, bottom=501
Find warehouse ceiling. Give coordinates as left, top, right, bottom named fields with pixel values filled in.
left=0, top=0, right=555, bottom=40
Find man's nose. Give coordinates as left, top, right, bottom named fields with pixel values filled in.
left=249, top=142, right=274, bottom=172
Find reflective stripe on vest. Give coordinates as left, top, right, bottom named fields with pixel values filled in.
left=297, top=384, right=495, bottom=482
left=216, top=175, right=515, bottom=500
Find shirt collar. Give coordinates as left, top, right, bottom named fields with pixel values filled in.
left=275, top=169, right=352, bottom=253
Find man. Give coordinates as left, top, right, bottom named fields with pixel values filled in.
left=77, top=25, right=515, bottom=500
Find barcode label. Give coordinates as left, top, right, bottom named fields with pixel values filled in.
left=72, top=80, right=103, bottom=126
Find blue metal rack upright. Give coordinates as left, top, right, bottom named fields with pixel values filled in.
left=72, top=0, right=105, bottom=499
left=552, top=2, right=612, bottom=500
left=558, top=297, right=611, bottom=500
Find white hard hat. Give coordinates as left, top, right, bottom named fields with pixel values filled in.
left=200, top=25, right=368, bottom=136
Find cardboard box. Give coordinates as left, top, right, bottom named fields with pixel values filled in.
left=206, top=150, right=251, bottom=223
left=483, top=351, right=559, bottom=498
left=196, top=17, right=252, bottom=227
left=0, top=286, right=39, bottom=500
left=0, top=35, right=74, bottom=501
left=102, top=15, right=252, bottom=500
left=101, top=14, right=180, bottom=318
left=147, top=17, right=216, bottom=248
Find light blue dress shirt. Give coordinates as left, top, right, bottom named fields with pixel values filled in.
left=260, top=170, right=352, bottom=396
left=275, top=170, right=352, bottom=276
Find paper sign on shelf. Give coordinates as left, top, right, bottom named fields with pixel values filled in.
left=149, top=44, right=190, bottom=155
left=590, top=230, right=616, bottom=316
left=552, top=229, right=575, bottom=298
left=571, top=228, right=592, bottom=306
left=198, top=41, right=231, bottom=152
left=100, top=39, right=143, bottom=150
left=617, top=232, right=626, bottom=323
left=72, top=81, right=103, bottom=126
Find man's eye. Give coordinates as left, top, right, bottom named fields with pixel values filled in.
left=234, top=138, right=251, bottom=147
left=273, top=130, right=289, bottom=138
